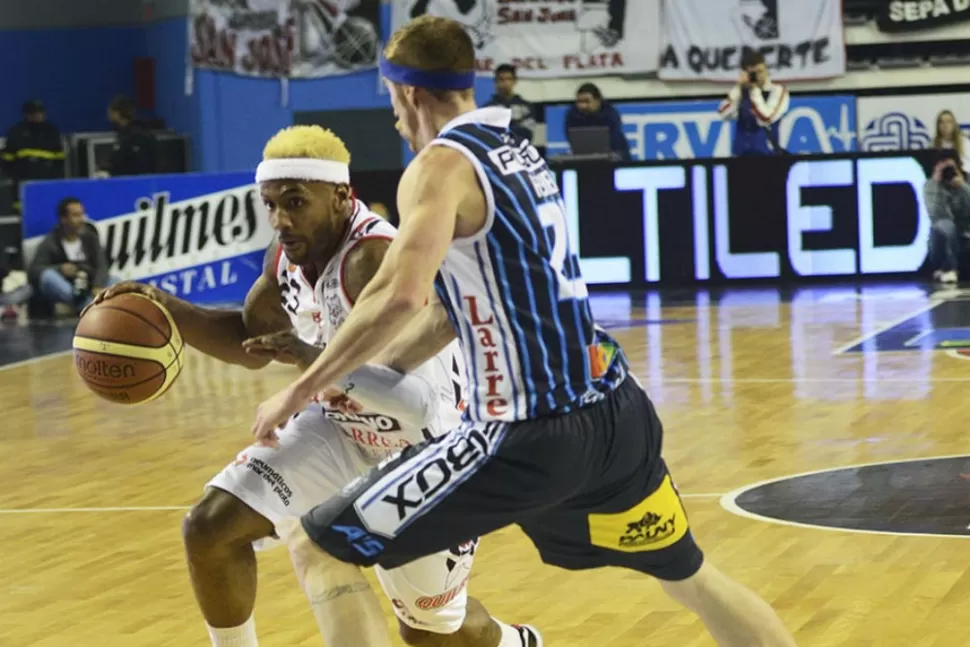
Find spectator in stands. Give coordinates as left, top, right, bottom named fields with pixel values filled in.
left=28, top=197, right=114, bottom=315
left=718, top=52, right=790, bottom=156
left=933, top=110, right=970, bottom=173
left=565, top=82, right=631, bottom=160
left=105, top=95, right=157, bottom=177
left=924, top=153, right=970, bottom=283
left=485, top=64, right=537, bottom=142
left=0, top=250, right=31, bottom=322
left=1, top=100, right=65, bottom=210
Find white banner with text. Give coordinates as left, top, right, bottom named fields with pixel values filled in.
left=390, top=0, right=661, bottom=78
left=659, top=0, right=846, bottom=82
left=189, top=0, right=380, bottom=78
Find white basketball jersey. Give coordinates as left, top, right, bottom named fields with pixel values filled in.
left=275, top=201, right=465, bottom=461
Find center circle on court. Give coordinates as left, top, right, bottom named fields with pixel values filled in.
left=720, top=455, right=970, bottom=538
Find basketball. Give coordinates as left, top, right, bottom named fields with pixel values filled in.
left=73, top=293, right=185, bottom=405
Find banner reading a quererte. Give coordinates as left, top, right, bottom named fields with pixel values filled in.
left=878, top=0, right=970, bottom=33
left=390, top=0, right=660, bottom=78
left=189, top=0, right=380, bottom=79
left=659, top=0, right=846, bottom=82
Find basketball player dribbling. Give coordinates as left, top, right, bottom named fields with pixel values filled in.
left=251, top=16, right=798, bottom=647
left=94, top=126, right=540, bottom=647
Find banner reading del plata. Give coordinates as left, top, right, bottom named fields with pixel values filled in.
left=659, top=0, right=846, bottom=82
left=390, top=0, right=661, bottom=78
left=190, top=0, right=381, bottom=79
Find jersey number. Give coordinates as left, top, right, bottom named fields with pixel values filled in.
left=537, top=201, right=588, bottom=301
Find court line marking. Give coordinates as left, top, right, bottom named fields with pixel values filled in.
left=0, top=496, right=728, bottom=514
left=831, top=301, right=943, bottom=356
left=720, top=453, right=970, bottom=540
left=0, top=505, right=190, bottom=514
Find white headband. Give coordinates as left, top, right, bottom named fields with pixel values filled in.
left=255, top=158, right=350, bottom=184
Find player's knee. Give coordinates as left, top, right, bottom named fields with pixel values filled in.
left=658, top=560, right=718, bottom=611
left=182, top=488, right=272, bottom=557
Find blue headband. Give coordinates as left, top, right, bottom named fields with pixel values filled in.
left=379, top=57, right=475, bottom=91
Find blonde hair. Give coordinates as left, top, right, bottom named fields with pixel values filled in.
left=933, top=110, right=965, bottom=161
left=262, top=125, right=351, bottom=165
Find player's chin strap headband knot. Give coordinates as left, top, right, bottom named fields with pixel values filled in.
left=255, top=158, right=350, bottom=184
left=379, top=57, right=475, bottom=91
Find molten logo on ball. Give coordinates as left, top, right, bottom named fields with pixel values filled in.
left=75, top=355, right=137, bottom=380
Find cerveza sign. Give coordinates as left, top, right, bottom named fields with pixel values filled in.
left=21, top=172, right=274, bottom=304
left=552, top=152, right=936, bottom=286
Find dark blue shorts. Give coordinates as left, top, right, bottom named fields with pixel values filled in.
left=301, top=377, right=704, bottom=581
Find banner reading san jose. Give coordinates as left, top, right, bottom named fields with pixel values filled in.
left=659, top=0, right=846, bottom=82
left=190, top=0, right=380, bottom=79
left=391, top=0, right=660, bottom=78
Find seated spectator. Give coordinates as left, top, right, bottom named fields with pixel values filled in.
left=28, top=197, right=116, bottom=315
left=932, top=110, right=970, bottom=173
left=924, top=154, right=970, bottom=283
left=485, top=64, right=537, bottom=142
left=1, top=100, right=65, bottom=210
left=104, top=95, right=157, bottom=177
left=718, top=52, right=790, bottom=156
left=565, top=83, right=631, bottom=160
left=0, top=251, right=31, bottom=322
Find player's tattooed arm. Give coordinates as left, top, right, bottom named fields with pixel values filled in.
left=94, top=241, right=289, bottom=369
left=178, top=240, right=291, bottom=369
left=341, top=237, right=392, bottom=303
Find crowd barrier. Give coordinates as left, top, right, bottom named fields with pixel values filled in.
left=21, top=150, right=940, bottom=303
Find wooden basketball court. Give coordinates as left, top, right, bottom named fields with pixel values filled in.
left=3, top=283, right=968, bottom=646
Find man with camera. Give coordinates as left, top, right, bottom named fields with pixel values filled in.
left=924, top=154, right=970, bottom=283
left=718, top=52, right=790, bottom=156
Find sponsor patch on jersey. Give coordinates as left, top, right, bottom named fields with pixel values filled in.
left=587, top=341, right=618, bottom=379
left=587, top=475, right=689, bottom=552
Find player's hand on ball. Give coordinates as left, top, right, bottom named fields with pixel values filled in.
left=242, top=330, right=318, bottom=367
left=252, top=385, right=313, bottom=448
left=85, top=281, right=163, bottom=315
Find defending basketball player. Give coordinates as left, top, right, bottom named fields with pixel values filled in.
left=94, top=126, right=540, bottom=647
left=251, top=16, right=797, bottom=647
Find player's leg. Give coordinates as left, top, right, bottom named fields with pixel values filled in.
left=284, top=518, right=392, bottom=647
left=298, top=422, right=549, bottom=647
left=182, top=487, right=272, bottom=647
left=518, top=377, right=795, bottom=647
left=186, top=406, right=393, bottom=647
left=374, top=540, right=542, bottom=647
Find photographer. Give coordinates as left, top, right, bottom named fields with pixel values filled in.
left=718, top=52, right=790, bottom=156
left=924, top=154, right=970, bottom=283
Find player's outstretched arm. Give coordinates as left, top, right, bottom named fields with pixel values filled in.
left=93, top=242, right=290, bottom=369
left=252, top=147, right=471, bottom=441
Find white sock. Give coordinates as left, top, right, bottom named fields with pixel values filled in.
left=207, top=615, right=259, bottom=647
left=495, top=620, right=541, bottom=647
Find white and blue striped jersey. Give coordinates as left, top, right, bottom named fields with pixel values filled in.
left=428, top=107, right=627, bottom=422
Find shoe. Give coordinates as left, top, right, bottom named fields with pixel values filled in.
left=933, top=270, right=944, bottom=282
left=512, top=625, right=543, bottom=647
left=941, top=270, right=958, bottom=283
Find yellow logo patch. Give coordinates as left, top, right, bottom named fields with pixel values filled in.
left=588, top=475, right=689, bottom=552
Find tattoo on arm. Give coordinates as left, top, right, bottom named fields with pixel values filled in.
left=308, top=581, right=372, bottom=604
left=243, top=240, right=291, bottom=338
left=342, top=238, right=392, bottom=304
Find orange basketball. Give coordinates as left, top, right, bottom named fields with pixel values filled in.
left=73, top=293, right=184, bottom=404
